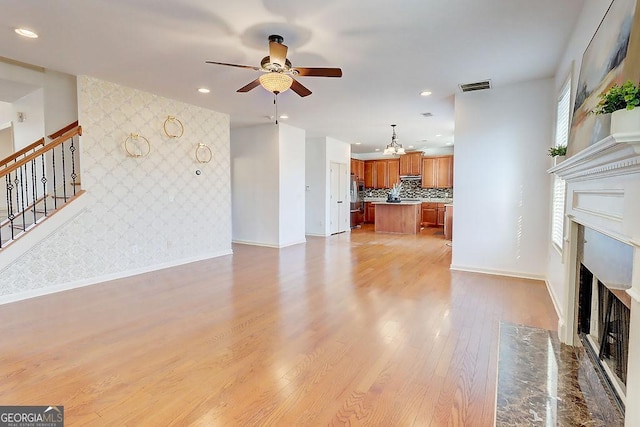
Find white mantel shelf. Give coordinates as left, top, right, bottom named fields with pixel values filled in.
left=548, top=131, right=640, bottom=182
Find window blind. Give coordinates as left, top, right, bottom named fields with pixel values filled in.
left=551, top=79, right=571, bottom=250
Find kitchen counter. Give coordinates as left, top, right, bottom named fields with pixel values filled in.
left=373, top=202, right=421, bottom=234
left=372, top=200, right=422, bottom=205
left=364, top=197, right=453, bottom=203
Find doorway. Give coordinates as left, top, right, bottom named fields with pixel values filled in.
left=330, top=162, right=348, bottom=234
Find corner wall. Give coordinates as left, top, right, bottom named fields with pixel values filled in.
left=304, top=136, right=350, bottom=237
left=452, top=78, right=554, bottom=279
left=0, top=76, right=232, bottom=301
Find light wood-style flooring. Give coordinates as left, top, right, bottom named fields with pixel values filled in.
left=0, top=225, right=558, bottom=426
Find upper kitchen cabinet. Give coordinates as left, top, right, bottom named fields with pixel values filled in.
left=422, top=156, right=453, bottom=188
left=364, top=159, right=399, bottom=189
left=364, top=161, right=374, bottom=188
left=436, top=156, right=453, bottom=188
left=399, top=152, right=422, bottom=176
left=350, top=158, right=365, bottom=181
left=388, top=159, right=400, bottom=187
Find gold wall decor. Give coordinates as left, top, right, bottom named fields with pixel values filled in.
left=163, top=115, right=184, bottom=138
left=195, top=143, right=212, bottom=163
left=124, top=133, right=151, bottom=157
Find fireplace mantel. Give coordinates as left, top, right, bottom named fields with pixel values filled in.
left=548, top=130, right=640, bottom=425
left=549, top=131, right=640, bottom=182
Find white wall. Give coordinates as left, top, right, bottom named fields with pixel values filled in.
left=231, top=123, right=306, bottom=247
left=231, top=124, right=280, bottom=247
left=546, top=0, right=615, bottom=333
left=452, top=78, right=554, bottom=279
left=279, top=124, right=306, bottom=246
left=305, top=137, right=327, bottom=236
left=11, top=89, right=45, bottom=150
left=304, top=136, right=351, bottom=236
left=0, top=76, right=232, bottom=300
left=43, top=70, right=78, bottom=136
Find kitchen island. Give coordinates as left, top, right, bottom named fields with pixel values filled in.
left=372, top=201, right=422, bottom=234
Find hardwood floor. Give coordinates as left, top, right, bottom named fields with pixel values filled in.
left=0, top=225, right=558, bottom=426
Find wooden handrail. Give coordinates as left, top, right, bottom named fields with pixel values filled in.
left=47, top=120, right=79, bottom=140
left=0, top=126, right=82, bottom=179
left=0, top=138, right=46, bottom=168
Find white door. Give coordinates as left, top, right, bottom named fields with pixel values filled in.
left=330, top=162, right=348, bottom=234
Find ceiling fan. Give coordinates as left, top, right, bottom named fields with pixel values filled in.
left=206, top=34, right=342, bottom=97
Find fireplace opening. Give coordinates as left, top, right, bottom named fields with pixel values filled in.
left=576, top=226, right=633, bottom=411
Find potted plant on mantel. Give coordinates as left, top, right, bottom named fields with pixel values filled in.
left=548, top=145, right=567, bottom=165
left=592, top=80, right=640, bottom=135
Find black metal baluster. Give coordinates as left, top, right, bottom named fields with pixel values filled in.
left=7, top=171, right=15, bottom=240
left=51, top=147, right=57, bottom=209
left=70, top=136, right=77, bottom=196
left=41, top=151, right=48, bottom=216
left=18, top=165, right=26, bottom=233
left=61, top=142, right=67, bottom=201
left=31, top=158, right=37, bottom=224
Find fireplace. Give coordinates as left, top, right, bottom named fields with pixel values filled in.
left=576, top=226, right=633, bottom=406
left=550, top=131, right=640, bottom=425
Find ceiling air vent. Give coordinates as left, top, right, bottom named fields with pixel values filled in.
left=459, top=80, right=492, bottom=93
left=421, top=112, right=433, bottom=117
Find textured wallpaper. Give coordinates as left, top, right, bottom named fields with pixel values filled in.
left=0, top=76, right=231, bottom=297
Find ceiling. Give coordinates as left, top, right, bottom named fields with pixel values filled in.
left=0, top=0, right=585, bottom=153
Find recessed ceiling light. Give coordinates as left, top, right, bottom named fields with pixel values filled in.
left=355, top=142, right=361, bottom=145
left=408, top=145, right=414, bottom=148
left=279, top=114, right=289, bottom=119
left=375, top=148, right=380, bottom=151
left=435, top=134, right=442, bottom=137
left=197, top=88, right=210, bottom=93
left=420, top=91, right=432, bottom=96
left=15, top=28, right=38, bottom=38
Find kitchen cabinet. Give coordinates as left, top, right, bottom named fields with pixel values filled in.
left=365, top=202, right=376, bottom=223
left=350, top=158, right=365, bottom=181
left=375, top=160, right=387, bottom=189
left=400, top=152, right=422, bottom=176
left=422, top=156, right=453, bottom=188
left=421, top=202, right=446, bottom=227
left=422, top=158, right=436, bottom=188
left=436, top=156, right=454, bottom=188
left=365, top=159, right=399, bottom=189
left=387, top=159, right=400, bottom=187
left=364, top=161, right=374, bottom=188
left=444, top=205, right=453, bottom=240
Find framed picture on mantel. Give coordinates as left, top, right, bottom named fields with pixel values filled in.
left=568, top=0, right=638, bottom=157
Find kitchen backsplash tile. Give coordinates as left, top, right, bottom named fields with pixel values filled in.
left=360, top=180, right=452, bottom=199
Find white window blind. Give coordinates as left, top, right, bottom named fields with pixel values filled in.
left=551, top=79, right=571, bottom=250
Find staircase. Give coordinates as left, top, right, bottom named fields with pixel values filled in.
left=0, top=122, right=83, bottom=249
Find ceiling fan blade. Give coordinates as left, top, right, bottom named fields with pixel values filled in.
left=290, top=78, right=312, bottom=97
left=237, top=78, right=261, bottom=93
left=269, top=41, right=288, bottom=68
left=206, top=61, right=261, bottom=71
left=292, top=67, right=342, bottom=77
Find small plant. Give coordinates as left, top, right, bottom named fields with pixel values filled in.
left=592, top=80, right=640, bottom=114
left=548, top=145, right=567, bottom=157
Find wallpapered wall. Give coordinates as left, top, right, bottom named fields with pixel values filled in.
left=0, top=76, right=231, bottom=297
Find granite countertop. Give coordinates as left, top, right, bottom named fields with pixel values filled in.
left=363, top=197, right=453, bottom=203
left=372, top=200, right=422, bottom=205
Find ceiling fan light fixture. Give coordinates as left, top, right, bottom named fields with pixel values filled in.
left=259, top=72, right=293, bottom=94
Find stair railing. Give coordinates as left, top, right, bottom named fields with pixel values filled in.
left=0, top=124, right=82, bottom=249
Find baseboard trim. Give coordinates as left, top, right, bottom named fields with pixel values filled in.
left=232, top=239, right=306, bottom=249
left=0, top=249, right=233, bottom=306
left=449, top=264, right=545, bottom=281
left=305, top=232, right=329, bottom=237
left=544, top=279, right=565, bottom=330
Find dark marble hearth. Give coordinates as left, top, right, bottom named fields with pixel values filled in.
left=495, top=323, right=623, bottom=426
